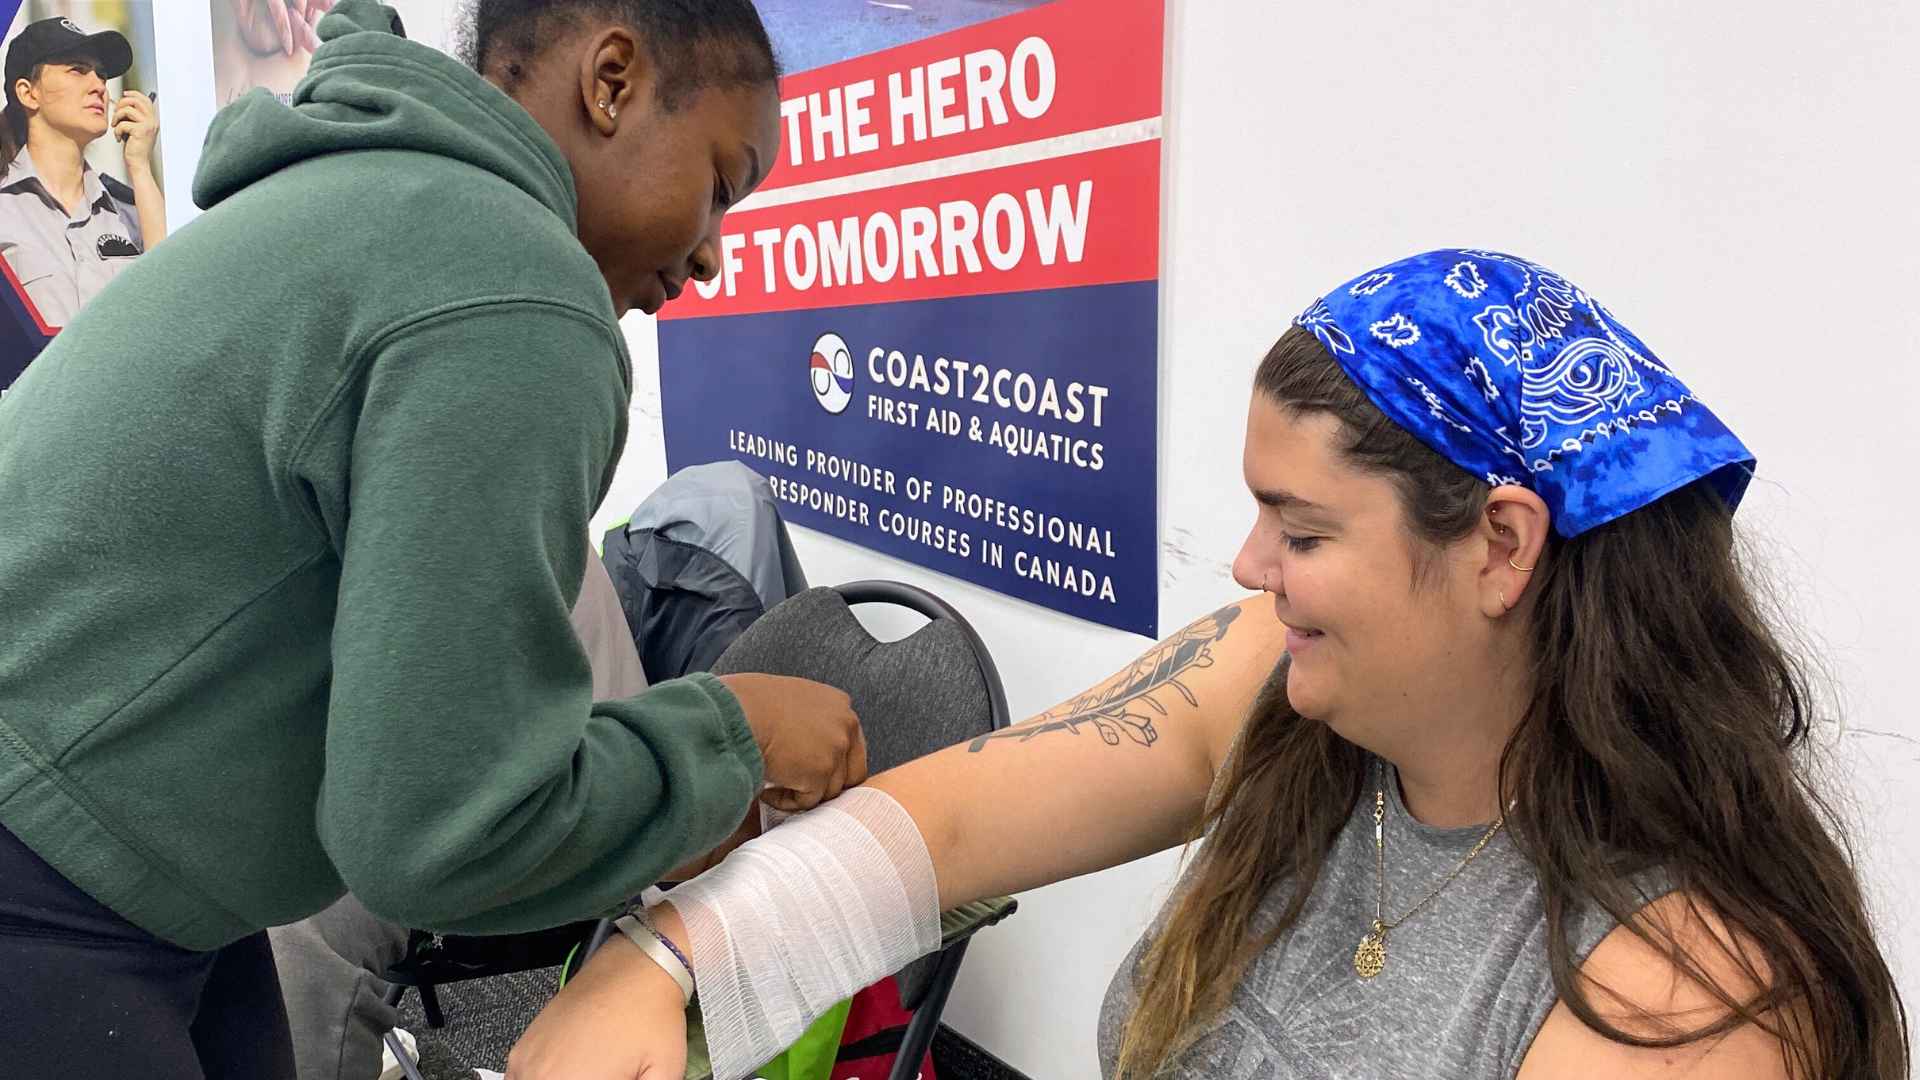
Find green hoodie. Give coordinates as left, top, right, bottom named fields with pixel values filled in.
left=0, top=3, right=762, bottom=951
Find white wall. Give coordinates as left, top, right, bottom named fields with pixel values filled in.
left=153, top=1, right=214, bottom=225
left=602, top=1, right=1920, bottom=1075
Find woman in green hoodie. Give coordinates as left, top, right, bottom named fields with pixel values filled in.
left=0, top=3, right=860, bottom=1076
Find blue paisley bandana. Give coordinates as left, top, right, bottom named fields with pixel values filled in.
left=1294, top=249, right=1754, bottom=537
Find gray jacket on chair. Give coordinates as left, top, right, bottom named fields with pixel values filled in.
left=603, top=462, right=807, bottom=683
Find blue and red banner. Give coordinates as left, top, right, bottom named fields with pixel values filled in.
left=660, top=0, right=1165, bottom=636
left=2, top=0, right=45, bottom=387
left=1, top=249, right=55, bottom=391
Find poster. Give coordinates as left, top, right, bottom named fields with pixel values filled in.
left=210, top=0, right=329, bottom=107
left=2, top=0, right=163, bottom=386
left=659, top=0, right=1166, bottom=636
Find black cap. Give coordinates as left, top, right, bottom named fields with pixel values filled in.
left=5, top=18, right=134, bottom=106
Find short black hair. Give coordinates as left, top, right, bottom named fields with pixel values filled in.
left=461, top=0, right=780, bottom=110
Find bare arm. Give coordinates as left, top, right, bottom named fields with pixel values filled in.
left=872, top=594, right=1283, bottom=909
left=662, top=596, right=1285, bottom=898
left=129, top=169, right=166, bottom=248
left=509, top=595, right=1288, bottom=1080
left=1518, top=894, right=1795, bottom=1079
left=114, top=93, right=166, bottom=246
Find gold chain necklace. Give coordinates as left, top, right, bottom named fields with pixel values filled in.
left=1353, top=773, right=1505, bottom=980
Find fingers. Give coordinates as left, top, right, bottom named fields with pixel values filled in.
left=758, top=705, right=865, bottom=813
left=846, top=717, right=870, bottom=787
left=730, top=679, right=867, bottom=814
left=112, top=95, right=157, bottom=147
left=829, top=695, right=866, bottom=794
left=268, top=0, right=294, bottom=55
left=818, top=704, right=850, bottom=803
left=300, top=3, right=323, bottom=52
left=761, top=786, right=818, bottom=813
left=822, top=749, right=849, bottom=805
left=286, top=0, right=326, bottom=52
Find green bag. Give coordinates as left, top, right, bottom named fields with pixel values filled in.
left=682, top=996, right=852, bottom=1080
left=744, top=999, right=854, bottom=1080
left=561, top=946, right=850, bottom=1080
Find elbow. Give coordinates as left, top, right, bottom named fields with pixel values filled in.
left=321, top=812, right=482, bottom=929
left=329, top=842, right=455, bottom=929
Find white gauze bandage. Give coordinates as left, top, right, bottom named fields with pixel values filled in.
left=661, top=787, right=941, bottom=1080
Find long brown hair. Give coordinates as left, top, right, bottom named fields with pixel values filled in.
left=1, top=67, right=37, bottom=182
left=1116, top=325, right=1908, bottom=1078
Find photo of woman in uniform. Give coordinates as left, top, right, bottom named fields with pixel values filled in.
left=0, top=2, right=161, bottom=376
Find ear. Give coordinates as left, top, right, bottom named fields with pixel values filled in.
left=578, top=27, right=649, bottom=135
left=14, top=77, right=40, bottom=110
left=1478, top=484, right=1549, bottom=618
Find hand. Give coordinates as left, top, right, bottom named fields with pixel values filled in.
left=230, top=0, right=329, bottom=57
left=717, top=673, right=869, bottom=812
left=292, top=0, right=335, bottom=46
left=112, top=92, right=159, bottom=172
left=506, top=934, right=688, bottom=1080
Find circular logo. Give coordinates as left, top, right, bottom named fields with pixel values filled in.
left=809, top=332, right=854, bottom=415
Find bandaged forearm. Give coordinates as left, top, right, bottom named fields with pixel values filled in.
left=660, top=787, right=941, bottom=1080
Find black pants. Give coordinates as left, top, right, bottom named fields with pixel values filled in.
left=0, top=822, right=296, bottom=1079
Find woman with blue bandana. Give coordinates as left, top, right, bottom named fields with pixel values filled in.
left=510, top=252, right=1909, bottom=1080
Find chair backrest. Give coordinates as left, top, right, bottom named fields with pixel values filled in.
left=711, top=581, right=1009, bottom=774
left=709, top=581, right=1010, bottom=1010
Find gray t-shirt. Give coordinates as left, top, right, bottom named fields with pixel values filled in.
left=1097, top=761, right=1665, bottom=1078
left=0, top=146, right=145, bottom=328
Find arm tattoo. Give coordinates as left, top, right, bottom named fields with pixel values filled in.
left=968, top=604, right=1243, bottom=752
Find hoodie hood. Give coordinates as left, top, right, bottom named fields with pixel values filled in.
left=193, top=0, right=576, bottom=230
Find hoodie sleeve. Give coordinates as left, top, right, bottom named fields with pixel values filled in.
left=313, top=300, right=763, bottom=933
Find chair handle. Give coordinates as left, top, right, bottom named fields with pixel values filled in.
left=833, top=580, right=1011, bottom=730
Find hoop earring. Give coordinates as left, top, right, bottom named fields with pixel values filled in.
left=1508, top=555, right=1535, bottom=573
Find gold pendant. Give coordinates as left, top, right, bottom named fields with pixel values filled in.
left=1353, top=920, right=1387, bottom=979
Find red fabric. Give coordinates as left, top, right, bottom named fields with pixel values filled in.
left=829, top=976, right=937, bottom=1080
